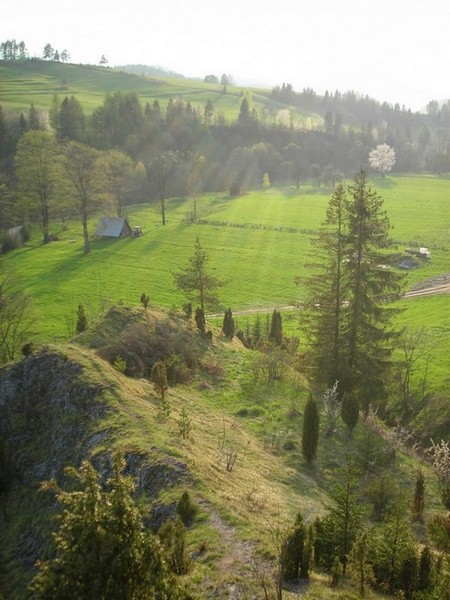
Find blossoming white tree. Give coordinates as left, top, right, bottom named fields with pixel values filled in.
left=368, top=143, right=396, bottom=176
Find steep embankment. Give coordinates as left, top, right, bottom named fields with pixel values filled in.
left=0, top=341, right=194, bottom=597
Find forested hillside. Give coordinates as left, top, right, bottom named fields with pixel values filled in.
left=2, top=59, right=450, bottom=228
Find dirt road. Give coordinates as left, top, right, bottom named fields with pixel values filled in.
left=209, top=274, right=450, bottom=318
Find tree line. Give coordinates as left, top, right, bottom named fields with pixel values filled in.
left=1, top=74, right=450, bottom=233
left=0, top=39, right=70, bottom=63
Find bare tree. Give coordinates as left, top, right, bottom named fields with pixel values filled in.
left=0, top=272, right=32, bottom=363
left=148, top=151, right=178, bottom=225
left=62, top=142, right=102, bottom=254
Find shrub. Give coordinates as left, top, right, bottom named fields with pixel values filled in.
left=76, top=303, right=88, bottom=333
left=21, top=342, right=34, bottom=356
left=176, top=491, right=198, bottom=526
left=157, top=518, right=190, bottom=575
left=165, top=354, right=192, bottom=385
left=428, top=513, right=450, bottom=551
left=151, top=361, right=168, bottom=400
left=97, top=317, right=197, bottom=379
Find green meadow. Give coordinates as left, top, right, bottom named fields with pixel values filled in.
left=5, top=174, right=449, bottom=342
left=0, top=60, right=318, bottom=125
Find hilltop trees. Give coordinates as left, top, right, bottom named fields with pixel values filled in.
left=0, top=40, right=27, bottom=60
left=302, top=171, right=403, bottom=411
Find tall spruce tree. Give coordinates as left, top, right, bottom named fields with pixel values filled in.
left=269, top=309, right=283, bottom=346
left=301, top=183, right=347, bottom=389
left=302, top=171, right=403, bottom=412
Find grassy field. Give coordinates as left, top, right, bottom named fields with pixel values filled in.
left=4, top=175, right=449, bottom=333
left=0, top=60, right=319, bottom=126
left=3, top=175, right=449, bottom=415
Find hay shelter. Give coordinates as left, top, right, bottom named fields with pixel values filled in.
left=94, top=217, right=132, bottom=238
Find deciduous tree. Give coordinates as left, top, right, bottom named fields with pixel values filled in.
left=62, top=141, right=102, bottom=254
left=369, top=143, right=396, bottom=176
left=0, top=271, right=31, bottom=364
left=99, top=150, right=133, bottom=216
left=15, top=130, right=60, bottom=244
left=148, top=151, right=178, bottom=225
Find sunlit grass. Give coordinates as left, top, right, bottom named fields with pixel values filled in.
left=0, top=60, right=315, bottom=124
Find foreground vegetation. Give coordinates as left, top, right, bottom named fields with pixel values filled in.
left=1, top=304, right=449, bottom=598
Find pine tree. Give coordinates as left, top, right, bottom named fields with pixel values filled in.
left=341, top=392, right=359, bottom=436
left=76, top=303, right=88, bottom=333
left=174, top=237, right=224, bottom=315
left=222, top=307, right=235, bottom=338
left=302, top=396, right=320, bottom=464
left=30, top=455, right=184, bottom=599
left=301, top=171, right=404, bottom=412
left=319, top=458, right=364, bottom=576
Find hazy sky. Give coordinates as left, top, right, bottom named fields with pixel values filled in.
left=3, top=0, right=449, bottom=111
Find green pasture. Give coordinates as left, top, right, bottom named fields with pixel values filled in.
left=0, top=60, right=316, bottom=125
left=4, top=175, right=449, bottom=348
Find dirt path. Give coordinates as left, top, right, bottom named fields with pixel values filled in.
left=404, top=273, right=450, bottom=298
left=209, top=275, right=450, bottom=319
left=198, top=500, right=272, bottom=598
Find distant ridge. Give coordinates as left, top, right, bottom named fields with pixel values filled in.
left=115, top=63, right=185, bottom=79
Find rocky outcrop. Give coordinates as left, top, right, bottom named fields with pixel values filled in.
left=0, top=345, right=193, bottom=599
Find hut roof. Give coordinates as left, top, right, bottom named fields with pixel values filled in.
left=95, top=217, right=131, bottom=238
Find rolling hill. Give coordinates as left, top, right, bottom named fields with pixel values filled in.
left=0, top=59, right=319, bottom=127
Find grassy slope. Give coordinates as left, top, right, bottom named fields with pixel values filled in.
left=0, top=60, right=318, bottom=126
left=2, top=307, right=444, bottom=598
